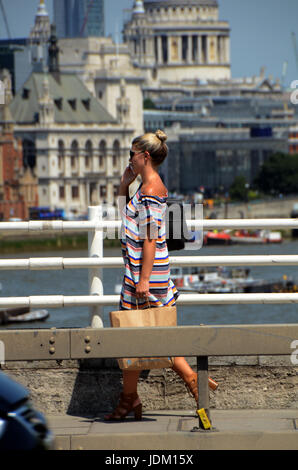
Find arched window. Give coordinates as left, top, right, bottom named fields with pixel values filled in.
left=99, top=140, right=106, bottom=167
left=112, top=140, right=120, bottom=167
left=58, top=139, right=65, bottom=171
left=71, top=140, right=79, bottom=169
left=85, top=140, right=92, bottom=169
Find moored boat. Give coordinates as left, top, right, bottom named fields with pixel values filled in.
left=170, top=267, right=296, bottom=294
left=0, top=307, right=49, bottom=325
left=203, top=231, right=231, bottom=245
left=230, top=230, right=283, bottom=244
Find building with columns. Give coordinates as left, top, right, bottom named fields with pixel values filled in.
left=9, top=32, right=136, bottom=219
left=56, top=36, right=144, bottom=137
left=123, top=0, right=231, bottom=86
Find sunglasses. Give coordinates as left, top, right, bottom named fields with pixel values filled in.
left=129, top=150, right=144, bottom=159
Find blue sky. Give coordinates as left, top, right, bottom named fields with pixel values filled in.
left=0, top=0, right=297, bottom=87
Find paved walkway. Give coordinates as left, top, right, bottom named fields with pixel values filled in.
left=47, top=409, right=298, bottom=450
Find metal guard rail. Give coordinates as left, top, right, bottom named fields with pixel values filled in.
left=0, top=324, right=297, bottom=430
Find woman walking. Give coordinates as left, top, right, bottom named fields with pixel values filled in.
left=104, top=130, right=216, bottom=421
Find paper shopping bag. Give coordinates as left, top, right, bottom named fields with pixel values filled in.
left=109, top=305, right=177, bottom=370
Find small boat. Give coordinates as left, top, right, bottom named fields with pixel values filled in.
left=171, top=267, right=295, bottom=294
left=171, top=267, right=246, bottom=293
left=230, top=230, right=283, bottom=244
left=203, top=231, right=231, bottom=245
left=0, top=307, right=49, bottom=325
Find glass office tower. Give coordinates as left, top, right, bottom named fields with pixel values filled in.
left=54, top=0, right=104, bottom=38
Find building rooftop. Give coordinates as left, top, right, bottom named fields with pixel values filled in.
left=10, top=72, right=116, bottom=125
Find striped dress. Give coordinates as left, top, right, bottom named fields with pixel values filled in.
left=120, top=184, right=179, bottom=310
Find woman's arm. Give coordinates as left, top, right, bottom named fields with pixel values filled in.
left=136, top=226, right=156, bottom=298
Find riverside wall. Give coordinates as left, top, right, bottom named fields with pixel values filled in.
left=1, top=356, right=297, bottom=415
left=205, top=196, right=298, bottom=220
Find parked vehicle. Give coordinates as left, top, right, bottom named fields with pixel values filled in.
left=0, top=372, right=54, bottom=450
left=29, top=207, right=65, bottom=221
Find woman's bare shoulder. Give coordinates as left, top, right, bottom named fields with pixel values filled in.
left=142, top=181, right=167, bottom=198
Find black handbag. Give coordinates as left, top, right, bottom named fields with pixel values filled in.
left=166, top=198, right=193, bottom=251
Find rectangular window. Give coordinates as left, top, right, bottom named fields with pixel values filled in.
left=154, top=37, right=158, bottom=62
left=59, top=186, right=65, bottom=199
left=100, top=185, right=106, bottom=197
left=182, top=36, right=188, bottom=62
left=192, top=36, right=198, bottom=62
left=161, top=35, right=168, bottom=63
left=72, top=186, right=79, bottom=199
left=201, top=35, right=207, bottom=63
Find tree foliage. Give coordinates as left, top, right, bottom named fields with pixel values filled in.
left=143, top=98, right=156, bottom=109
left=254, top=153, right=298, bottom=195
left=229, top=175, right=248, bottom=201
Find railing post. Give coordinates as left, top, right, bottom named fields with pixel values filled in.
left=197, top=356, right=211, bottom=429
left=88, top=206, right=104, bottom=328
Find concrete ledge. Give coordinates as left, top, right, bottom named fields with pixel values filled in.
left=49, top=409, right=298, bottom=450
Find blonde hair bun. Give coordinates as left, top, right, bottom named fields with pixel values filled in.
left=155, top=129, right=167, bottom=143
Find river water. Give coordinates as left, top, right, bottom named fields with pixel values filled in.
left=0, top=240, right=297, bottom=329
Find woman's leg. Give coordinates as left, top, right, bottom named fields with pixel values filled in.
left=172, top=356, right=195, bottom=381
left=172, top=356, right=198, bottom=402
left=122, top=370, right=141, bottom=394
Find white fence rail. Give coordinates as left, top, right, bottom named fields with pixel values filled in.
left=0, top=218, right=297, bottom=232
left=0, top=255, right=298, bottom=270
left=0, top=293, right=297, bottom=309
left=0, top=207, right=297, bottom=327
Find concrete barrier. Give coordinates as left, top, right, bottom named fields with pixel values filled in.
left=1, top=355, right=297, bottom=416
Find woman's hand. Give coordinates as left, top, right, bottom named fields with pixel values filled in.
left=121, top=165, right=137, bottom=188
left=135, top=278, right=150, bottom=299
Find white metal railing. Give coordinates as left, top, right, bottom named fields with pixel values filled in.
left=0, top=218, right=297, bottom=232
left=0, top=206, right=298, bottom=328
left=0, top=255, right=298, bottom=270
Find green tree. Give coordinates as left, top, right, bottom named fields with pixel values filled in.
left=254, top=152, right=298, bottom=195
left=143, top=98, right=156, bottom=109
left=229, top=175, right=249, bottom=201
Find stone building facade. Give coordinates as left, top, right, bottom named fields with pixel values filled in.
left=9, top=34, right=136, bottom=219
left=57, top=36, right=144, bottom=137
left=123, top=0, right=231, bottom=85
left=10, top=71, right=135, bottom=218
left=0, top=71, right=38, bottom=220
